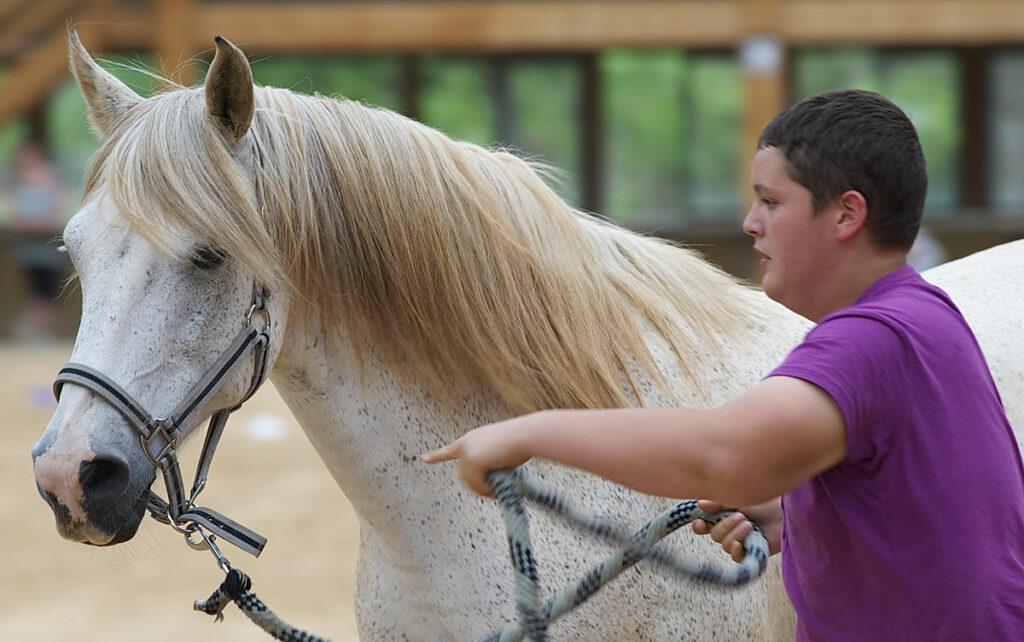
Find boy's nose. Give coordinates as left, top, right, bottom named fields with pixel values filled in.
left=742, top=206, right=762, bottom=237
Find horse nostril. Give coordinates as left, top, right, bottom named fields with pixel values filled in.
left=79, top=456, right=131, bottom=511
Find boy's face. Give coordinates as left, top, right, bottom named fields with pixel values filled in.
left=743, top=147, right=839, bottom=316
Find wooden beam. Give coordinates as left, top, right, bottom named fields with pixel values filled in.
left=0, top=1, right=29, bottom=32
left=0, top=27, right=73, bottom=126
left=4, top=1, right=1023, bottom=58
left=91, top=13, right=154, bottom=53
left=0, top=0, right=79, bottom=61
left=193, top=1, right=743, bottom=53
left=186, top=1, right=1024, bottom=53
left=779, top=0, right=1024, bottom=46
left=59, top=1, right=1024, bottom=56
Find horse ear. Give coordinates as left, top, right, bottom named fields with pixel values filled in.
left=205, top=36, right=254, bottom=142
left=68, top=29, right=142, bottom=138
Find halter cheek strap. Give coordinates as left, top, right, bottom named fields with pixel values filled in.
left=51, top=287, right=272, bottom=558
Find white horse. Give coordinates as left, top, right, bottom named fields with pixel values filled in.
left=31, top=32, right=1023, bottom=640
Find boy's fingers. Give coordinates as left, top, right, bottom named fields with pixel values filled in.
left=730, top=541, right=746, bottom=564
left=706, top=514, right=736, bottom=542
left=697, top=499, right=726, bottom=513
left=720, top=520, right=753, bottom=554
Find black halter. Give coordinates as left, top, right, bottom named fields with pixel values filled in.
left=52, top=285, right=272, bottom=560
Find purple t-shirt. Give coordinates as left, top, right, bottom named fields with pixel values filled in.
left=771, top=266, right=1024, bottom=640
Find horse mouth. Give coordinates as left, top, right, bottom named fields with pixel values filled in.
left=43, top=485, right=150, bottom=546
left=100, top=487, right=151, bottom=544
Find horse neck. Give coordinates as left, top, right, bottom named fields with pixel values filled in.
left=269, top=304, right=499, bottom=517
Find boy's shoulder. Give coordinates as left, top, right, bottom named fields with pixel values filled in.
left=828, top=265, right=960, bottom=327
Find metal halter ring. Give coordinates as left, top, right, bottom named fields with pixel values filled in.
left=165, top=509, right=194, bottom=536
left=141, top=419, right=176, bottom=467
left=246, top=288, right=269, bottom=330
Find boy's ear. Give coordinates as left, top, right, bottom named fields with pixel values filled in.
left=835, top=190, right=868, bottom=242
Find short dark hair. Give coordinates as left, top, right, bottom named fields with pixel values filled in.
left=758, top=89, right=927, bottom=250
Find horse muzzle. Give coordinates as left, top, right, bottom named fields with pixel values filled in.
left=33, top=441, right=153, bottom=546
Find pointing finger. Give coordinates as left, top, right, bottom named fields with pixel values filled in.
left=421, top=442, right=459, bottom=463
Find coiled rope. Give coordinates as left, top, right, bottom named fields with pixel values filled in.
left=484, top=469, right=769, bottom=642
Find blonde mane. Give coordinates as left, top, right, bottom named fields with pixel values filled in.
left=86, top=82, right=770, bottom=413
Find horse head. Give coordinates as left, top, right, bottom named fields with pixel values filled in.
left=31, top=33, right=287, bottom=546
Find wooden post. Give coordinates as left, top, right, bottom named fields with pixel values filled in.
left=156, top=0, right=199, bottom=87
left=738, top=0, right=786, bottom=271
left=739, top=0, right=786, bottom=184
left=581, top=53, right=603, bottom=215
left=737, top=0, right=782, bottom=195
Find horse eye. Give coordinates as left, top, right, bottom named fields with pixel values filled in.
left=191, top=246, right=226, bottom=271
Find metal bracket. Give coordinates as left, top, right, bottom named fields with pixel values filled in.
left=142, top=418, right=176, bottom=467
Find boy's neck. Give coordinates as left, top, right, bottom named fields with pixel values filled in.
left=803, top=250, right=909, bottom=322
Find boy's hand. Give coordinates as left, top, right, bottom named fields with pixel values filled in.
left=691, top=497, right=783, bottom=563
left=421, top=415, right=535, bottom=498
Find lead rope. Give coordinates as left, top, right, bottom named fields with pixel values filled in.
left=184, top=507, right=329, bottom=641
left=484, top=469, right=770, bottom=642
left=194, top=567, right=330, bottom=642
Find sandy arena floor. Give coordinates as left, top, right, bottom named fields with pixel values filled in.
left=0, top=342, right=361, bottom=641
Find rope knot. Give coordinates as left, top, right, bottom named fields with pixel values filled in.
left=223, top=568, right=252, bottom=598
left=194, top=566, right=331, bottom=641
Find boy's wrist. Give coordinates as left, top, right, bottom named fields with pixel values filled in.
left=517, top=409, right=563, bottom=465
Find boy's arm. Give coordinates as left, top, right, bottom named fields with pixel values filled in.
left=423, top=376, right=846, bottom=507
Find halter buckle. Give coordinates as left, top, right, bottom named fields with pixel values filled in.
left=142, top=418, right=176, bottom=467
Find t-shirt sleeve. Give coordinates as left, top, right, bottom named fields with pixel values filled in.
left=770, top=314, right=908, bottom=464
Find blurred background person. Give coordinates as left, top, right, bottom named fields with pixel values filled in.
left=5, top=142, right=68, bottom=341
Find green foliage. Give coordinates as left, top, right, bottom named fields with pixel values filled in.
left=419, top=56, right=582, bottom=204
left=250, top=55, right=403, bottom=111
left=602, top=50, right=687, bottom=223
left=601, top=50, right=740, bottom=224
left=420, top=57, right=495, bottom=145
left=688, top=56, right=742, bottom=216
left=988, top=52, right=1024, bottom=212
left=506, top=59, right=582, bottom=204
left=0, top=120, right=29, bottom=224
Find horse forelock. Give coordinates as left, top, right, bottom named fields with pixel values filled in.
left=85, top=87, right=282, bottom=290
left=86, top=80, right=769, bottom=414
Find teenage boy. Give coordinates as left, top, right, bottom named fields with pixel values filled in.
left=424, top=90, right=1024, bottom=639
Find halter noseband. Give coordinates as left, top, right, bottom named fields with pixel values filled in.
left=52, top=284, right=272, bottom=561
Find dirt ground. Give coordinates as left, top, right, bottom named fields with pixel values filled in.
left=0, top=342, right=361, bottom=641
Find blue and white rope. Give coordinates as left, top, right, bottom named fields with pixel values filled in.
left=484, top=469, right=769, bottom=642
